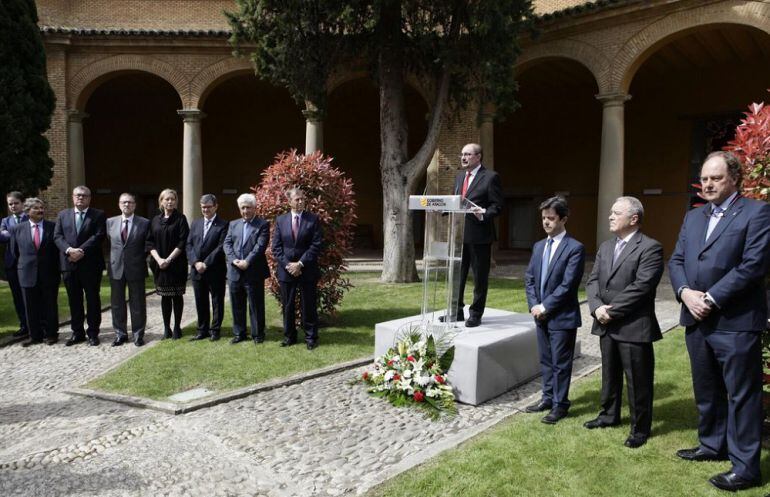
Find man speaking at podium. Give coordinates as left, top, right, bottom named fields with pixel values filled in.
left=449, top=143, right=503, bottom=328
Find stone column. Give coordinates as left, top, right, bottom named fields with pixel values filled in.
left=595, top=93, right=631, bottom=245
left=178, top=109, right=206, bottom=222
left=304, top=101, right=323, bottom=154
left=67, top=110, right=88, bottom=191
left=479, top=104, right=495, bottom=170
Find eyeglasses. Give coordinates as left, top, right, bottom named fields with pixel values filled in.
left=73, top=193, right=91, bottom=198
left=459, top=153, right=478, bottom=157
left=119, top=200, right=135, bottom=204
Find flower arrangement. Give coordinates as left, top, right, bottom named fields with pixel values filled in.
left=358, top=332, right=456, bottom=419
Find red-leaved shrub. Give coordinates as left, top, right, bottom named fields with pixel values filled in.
left=725, top=94, right=770, bottom=201
left=252, top=150, right=357, bottom=318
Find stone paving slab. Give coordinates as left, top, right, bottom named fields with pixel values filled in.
left=0, top=265, right=684, bottom=497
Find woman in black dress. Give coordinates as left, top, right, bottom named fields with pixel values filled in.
left=147, top=188, right=189, bottom=339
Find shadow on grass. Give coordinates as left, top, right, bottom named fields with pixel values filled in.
left=567, top=381, right=681, bottom=419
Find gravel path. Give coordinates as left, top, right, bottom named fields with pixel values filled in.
left=0, top=266, right=683, bottom=497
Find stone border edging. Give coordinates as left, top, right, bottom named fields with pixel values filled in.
left=65, top=355, right=374, bottom=415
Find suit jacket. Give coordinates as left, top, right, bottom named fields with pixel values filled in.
left=525, top=234, right=585, bottom=331
left=223, top=216, right=270, bottom=283
left=54, top=207, right=107, bottom=274
left=10, top=220, right=60, bottom=288
left=1, top=213, right=27, bottom=269
left=186, top=216, right=228, bottom=281
left=272, top=211, right=323, bottom=283
left=669, top=196, right=770, bottom=332
left=107, top=215, right=150, bottom=281
left=587, top=231, right=664, bottom=343
left=454, top=165, right=504, bottom=244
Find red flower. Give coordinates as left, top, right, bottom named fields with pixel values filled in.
left=434, top=374, right=445, bottom=384
left=393, top=374, right=401, bottom=381
left=387, top=360, right=394, bottom=367
left=413, top=391, right=425, bottom=402
left=362, top=371, right=369, bottom=380
left=407, top=355, right=415, bottom=362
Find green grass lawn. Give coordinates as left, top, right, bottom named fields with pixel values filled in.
left=365, top=327, right=770, bottom=497
left=0, top=275, right=154, bottom=340
left=87, top=273, right=544, bottom=399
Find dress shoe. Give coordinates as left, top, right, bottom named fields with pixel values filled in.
left=65, top=336, right=86, bottom=347
left=253, top=337, right=264, bottom=344
left=676, top=447, right=729, bottom=462
left=525, top=401, right=553, bottom=413
left=583, top=417, right=620, bottom=429
left=134, top=338, right=145, bottom=347
left=210, top=333, right=220, bottom=341
left=21, top=339, right=43, bottom=347
left=162, top=328, right=172, bottom=340
left=190, top=334, right=210, bottom=341
left=45, top=337, right=58, bottom=345
left=12, top=328, right=29, bottom=338
left=88, top=337, right=100, bottom=346
left=231, top=336, right=247, bottom=344
left=111, top=337, right=127, bottom=347
left=709, top=471, right=761, bottom=492
left=624, top=435, right=648, bottom=449
left=307, top=342, right=318, bottom=350
left=172, top=328, right=182, bottom=340
left=465, top=316, right=481, bottom=328
left=280, top=340, right=296, bottom=347
left=541, top=410, right=568, bottom=424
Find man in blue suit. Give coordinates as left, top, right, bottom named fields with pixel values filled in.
left=10, top=198, right=60, bottom=346
left=272, top=187, right=323, bottom=349
left=223, top=193, right=270, bottom=344
left=524, top=196, right=585, bottom=424
left=669, top=151, right=770, bottom=492
left=54, top=185, right=107, bottom=346
left=186, top=194, right=228, bottom=341
left=1, top=191, right=28, bottom=338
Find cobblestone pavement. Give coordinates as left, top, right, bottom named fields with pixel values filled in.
left=0, top=267, right=683, bottom=497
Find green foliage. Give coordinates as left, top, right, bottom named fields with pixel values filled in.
left=227, top=0, right=534, bottom=118
left=0, top=0, right=56, bottom=196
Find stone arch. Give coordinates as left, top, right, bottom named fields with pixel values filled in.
left=612, top=0, right=770, bottom=92
left=327, top=68, right=433, bottom=109
left=189, top=57, right=254, bottom=109
left=70, top=55, right=187, bottom=110
left=515, top=38, right=608, bottom=92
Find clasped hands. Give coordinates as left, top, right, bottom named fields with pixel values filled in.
left=67, top=247, right=85, bottom=263
left=194, top=261, right=208, bottom=274
left=232, top=259, right=250, bottom=271
left=680, top=288, right=713, bottom=321
left=594, top=305, right=613, bottom=325
left=286, top=262, right=302, bottom=277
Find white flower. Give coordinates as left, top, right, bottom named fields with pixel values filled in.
left=403, top=368, right=413, bottom=379
left=415, top=375, right=431, bottom=387
left=384, top=370, right=395, bottom=382
left=397, top=377, right=413, bottom=393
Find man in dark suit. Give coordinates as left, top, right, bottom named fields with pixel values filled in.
left=585, top=196, right=664, bottom=449
left=524, top=196, right=585, bottom=424
left=107, top=193, right=150, bottom=347
left=10, top=198, right=60, bottom=346
left=54, top=185, right=107, bottom=346
left=1, top=191, right=28, bottom=338
left=223, top=193, right=269, bottom=344
left=186, top=194, right=228, bottom=341
left=272, top=187, right=323, bottom=349
left=451, top=143, right=503, bottom=327
left=669, top=151, right=770, bottom=491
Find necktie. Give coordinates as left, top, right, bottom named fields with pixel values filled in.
left=203, top=219, right=211, bottom=238
left=540, top=238, right=553, bottom=297
left=75, top=211, right=84, bottom=233
left=14, top=215, right=20, bottom=224
left=612, top=239, right=626, bottom=268
left=292, top=215, right=300, bottom=241
left=705, top=206, right=724, bottom=240
left=121, top=220, right=128, bottom=243
left=33, top=224, right=40, bottom=250
left=461, top=171, right=471, bottom=198
left=241, top=222, right=251, bottom=259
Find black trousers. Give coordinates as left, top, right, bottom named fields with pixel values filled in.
left=280, top=280, right=318, bottom=344
left=598, top=334, right=655, bottom=438
left=6, top=266, right=27, bottom=332
left=192, top=275, right=226, bottom=336
left=456, top=242, right=491, bottom=319
left=110, top=276, right=146, bottom=341
left=63, top=269, right=102, bottom=339
left=22, top=280, right=59, bottom=341
left=229, top=279, right=265, bottom=339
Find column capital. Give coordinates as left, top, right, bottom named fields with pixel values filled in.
left=177, top=109, right=206, bottom=122
left=66, top=109, right=89, bottom=122
left=596, top=92, right=631, bottom=107
left=302, top=100, right=323, bottom=123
